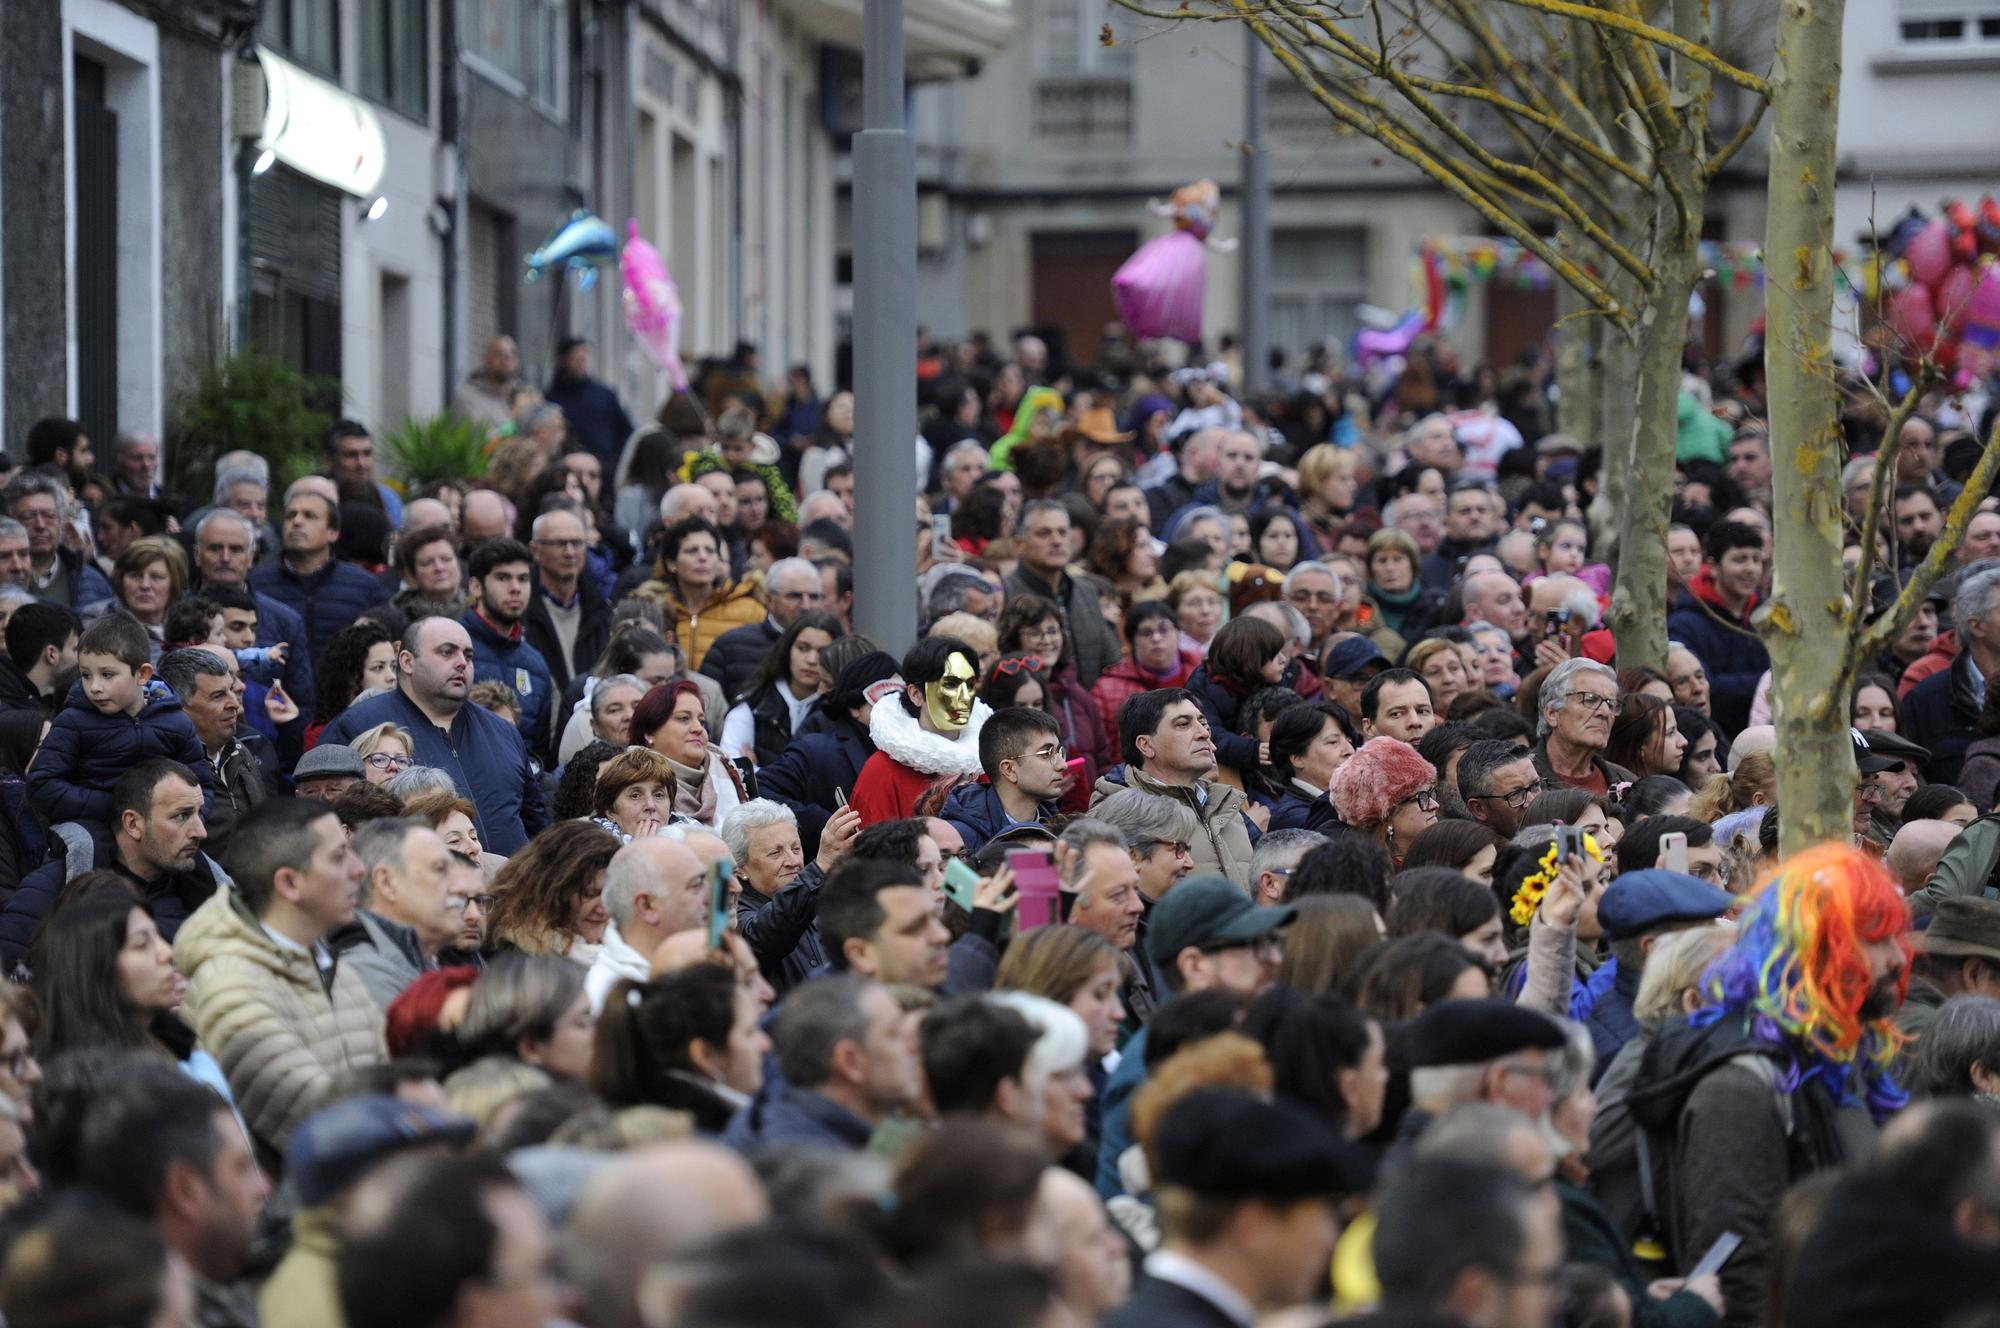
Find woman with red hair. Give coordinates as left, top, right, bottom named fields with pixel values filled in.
left=1328, top=737, right=1439, bottom=870
left=630, top=680, right=745, bottom=828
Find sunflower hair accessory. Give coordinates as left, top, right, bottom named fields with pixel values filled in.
left=1508, top=832, right=1602, bottom=927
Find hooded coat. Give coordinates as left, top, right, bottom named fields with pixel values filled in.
left=850, top=696, right=991, bottom=825
left=1089, top=764, right=1256, bottom=890
left=1665, top=568, right=1770, bottom=736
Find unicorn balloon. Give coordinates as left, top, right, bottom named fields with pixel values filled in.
left=524, top=210, right=619, bottom=290
left=621, top=221, right=688, bottom=390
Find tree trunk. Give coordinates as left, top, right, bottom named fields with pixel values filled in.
left=1609, top=0, right=1710, bottom=674
left=1555, top=284, right=1604, bottom=446
left=1608, top=250, right=1697, bottom=674
left=1761, top=0, right=1851, bottom=850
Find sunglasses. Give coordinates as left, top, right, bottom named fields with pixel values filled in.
left=993, top=655, right=1045, bottom=677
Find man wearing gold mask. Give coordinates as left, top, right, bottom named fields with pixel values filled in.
left=852, top=637, right=991, bottom=824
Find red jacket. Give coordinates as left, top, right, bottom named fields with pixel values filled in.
left=1090, top=648, right=1203, bottom=754
left=851, top=752, right=952, bottom=825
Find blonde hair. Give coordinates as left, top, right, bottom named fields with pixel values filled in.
left=1633, top=924, right=1734, bottom=1033
left=1689, top=751, right=1775, bottom=821
left=350, top=722, right=415, bottom=760
left=928, top=612, right=997, bottom=659
left=1167, top=570, right=1223, bottom=611
left=1298, top=444, right=1356, bottom=497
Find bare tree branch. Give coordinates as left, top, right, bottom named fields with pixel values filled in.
left=1846, top=376, right=1926, bottom=634
left=1496, top=0, right=1770, bottom=94
left=1704, top=93, right=1768, bottom=177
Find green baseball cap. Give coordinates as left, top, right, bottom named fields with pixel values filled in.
left=1146, top=876, right=1296, bottom=967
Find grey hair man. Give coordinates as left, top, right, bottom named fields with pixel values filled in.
left=700, top=557, right=827, bottom=699
left=1458, top=740, right=1541, bottom=840
left=0, top=521, right=31, bottom=589
left=1906, top=564, right=2000, bottom=786
left=1250, top=828, right=1325, bottom=910
left=340, top=816, right=457, bottom=1007
left=1532, top=657, right=1630, bottom=793
left=585, top=834, right=711, bottom=1013
left=722, top=974, right=922, bottom=1150
left=1282, top=560, right=1343, bottom=646
left=925, top=567, right=1002, bottom=627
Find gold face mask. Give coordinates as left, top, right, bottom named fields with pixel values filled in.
left=925, top=653, right=977, bottom=733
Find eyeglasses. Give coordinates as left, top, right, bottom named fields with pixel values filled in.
left=1858, top=781, right=1887, bottom=803
left=1563, top=690, right=1619, bottom=714
left=993, top=655, right=1045, bottom=676
left=1202, top=933, right=1285, bottom=960
left=469, top=894, right=496, bottom=912
left=364, top=752, right=413, bottom=772
left=1686, top=862, right=1726, bottom=884
left=1474, top=785, right=1538, bottom=811
left=1027, top=742, right=1067, bottom=762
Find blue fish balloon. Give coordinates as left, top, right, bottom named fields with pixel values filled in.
left=524, top=210, right=619, bottom=290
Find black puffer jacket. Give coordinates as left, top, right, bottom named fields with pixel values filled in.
left=700, top=619, right=780, bottom=707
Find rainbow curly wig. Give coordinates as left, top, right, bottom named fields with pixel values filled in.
left=1690, top=841, right=1910, bottom=1119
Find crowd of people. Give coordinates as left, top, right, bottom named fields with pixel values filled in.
left=0, top=327, right=1994, bottom=1328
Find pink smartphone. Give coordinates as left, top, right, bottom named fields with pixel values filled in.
left=1007, top=849, right=1062, bottom=931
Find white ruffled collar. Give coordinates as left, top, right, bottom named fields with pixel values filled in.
left=868, top=696, right=991, bottom=777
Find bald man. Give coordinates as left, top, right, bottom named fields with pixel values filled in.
left=587, top=836, right=711, bottom=1013
left=1887, top=819, right=1965, bottom=897
left=566, top=1142, right=770, bottom=1328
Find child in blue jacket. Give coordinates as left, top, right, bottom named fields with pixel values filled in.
left=27, top=612, right=214, bottom=827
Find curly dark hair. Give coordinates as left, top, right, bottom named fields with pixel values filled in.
left=553, top=740, right=624, bottom=822
left=313, top=622, right=396, bottom=721
left=1085, top=516, right=1150, bottom=585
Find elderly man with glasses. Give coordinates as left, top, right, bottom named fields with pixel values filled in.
left=1533, top=658, right=1636, bottom=796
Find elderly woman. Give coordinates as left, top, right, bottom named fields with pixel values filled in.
left=590, top=746, right=681, bottom=842
left=1913, top=995, right=2000, bottom=1106
left=1534, top=657, right=1634, bottom=795
left=390, top=522, right=464, bottom=618
left=350, top=722, right=415, bottom=787
left=110, top=537, right=189, bottom=653
left=632, top=680, right=746, bottom=828
left=1165, top=571, right=1226, bottom=658
left=1328, top=737, right=1438, bottom=870
left=1405, top=637, right=1476, bottom=717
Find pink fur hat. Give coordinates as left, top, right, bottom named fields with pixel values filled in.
left=1328, top=737, right=1437, bottom=829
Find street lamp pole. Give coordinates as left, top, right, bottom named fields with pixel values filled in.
left=851, top=0, right=919, bottom=653
left=1240, top=24, right=1270, bottom=396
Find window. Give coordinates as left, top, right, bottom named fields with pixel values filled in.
left=1270, top=230, right=1367, bottom=360
left=1037, top=0, right=1131, bottom=75
left=459, top=0, right=568, bottom=116
left=360, top=0, right=427, bottom=121
left=261, top=0, right=338, bottom=76
left=1893, top=3, right=2000, bottom=47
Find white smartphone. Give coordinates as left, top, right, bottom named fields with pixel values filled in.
left=1661, top=831, right=1689, bottom=875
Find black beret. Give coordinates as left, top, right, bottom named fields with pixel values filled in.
left=1153, top=1090, right=1374, bottom=1199
left=1403, top=998, right=1565, bottom=1068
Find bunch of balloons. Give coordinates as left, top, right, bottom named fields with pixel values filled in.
left=1868, top=198, right=2000, bottom=379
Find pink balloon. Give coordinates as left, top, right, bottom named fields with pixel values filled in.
left=1908, top=219, right=1954, bottom=288
left=1937, top=264, right=1977, bottom=335
left=1965, top=265, right=2000, bottom=350
left=1887, top=284, right=1938, bottom=355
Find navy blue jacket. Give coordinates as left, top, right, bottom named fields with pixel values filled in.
left=543, top=373, right=636, bottom=469
left=463, top=610, right=556, bottom=760
left=1585, top=956, right=1642, bottom=1078
left=193, top=580, right=312, bottom=761
left=522, top=578, right=613, bottom=696
left=1, top=826, right=220, bottom=970
left=1903, top=649, right=1981, bottom=788
left=28, top=681, right=215, bottom=827
left=319, top=687, right=546, bottom=855
left=940, top=779, right=1058, bottom=855
left=1665, top=576, right=1769, bottom=737
left=249, top=557, right=389, bottom=658
left=1268, top=786, right=1338, bottom=832
left=721, top=1083, right=873, bottom=1152
left=757, top=709, right=874, bottom=858
left=44, top=547, right=114, bottom=613
left=736, top=862, right=828, bottom=996
left=1184, top=665, right=1261, bottom=778
left=701, top=619, right=781, bottom=706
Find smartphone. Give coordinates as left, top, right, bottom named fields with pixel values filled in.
left=1007, top=849, right=1062, bottom=931
left=931, top=513, right=956, bottom=560
left=832, top=786, right=847, bottom=810
left=1554, top=822, right=1584, bottom=864
left=942, top=858, right=983, bottom=914
left=1686, top=1231, right=1743, bottom=1281
left=705, top=858, right=733, bottom=951
left=1543, top=608, right=1572, bottom=640
left=1661, top=831, right=1689, bottom=875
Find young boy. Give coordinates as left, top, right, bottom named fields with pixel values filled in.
left=28, top=612, right=214, bottom=827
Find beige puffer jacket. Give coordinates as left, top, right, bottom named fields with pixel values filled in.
left=175, top=889, right=385, bottom=1155
left=1091, top=766, right=1255, bottom=891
